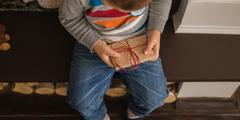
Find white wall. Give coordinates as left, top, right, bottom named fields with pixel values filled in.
left=173, top=0, right=240, bottom=34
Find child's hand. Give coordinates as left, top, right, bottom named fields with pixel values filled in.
left=145, top=30, right=161, bottom=61
left=93, top=40, right=121, bottom=68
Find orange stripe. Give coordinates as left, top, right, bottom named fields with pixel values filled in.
left=95, top=16, right=138, bottom=28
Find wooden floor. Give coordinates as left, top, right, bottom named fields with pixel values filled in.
left=0, top=92, right=239, bottom=120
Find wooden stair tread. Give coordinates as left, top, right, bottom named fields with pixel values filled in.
left=176, top=98, right=239, bottom=114
left=0, top=93, right=239, bottom=119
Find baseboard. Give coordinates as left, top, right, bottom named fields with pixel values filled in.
left=173, top=0, right=240, bottom=35
left=188, top=0, right=240, bottom=4
left=173, top=12, right=240, bottom=35
left=174, top=25, right=240, bottom=35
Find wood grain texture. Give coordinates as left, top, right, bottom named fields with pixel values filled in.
left=0, top=94, right=239, bottom=120
left=1, top=12, right=240, bottom=82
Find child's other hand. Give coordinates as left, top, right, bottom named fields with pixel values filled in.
left=93, top=40, right=120, bottom=68
left=145, top=30, right=161, bottom=61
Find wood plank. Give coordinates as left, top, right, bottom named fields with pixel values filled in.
left=161, top=21, right=240, bottom=82
left=1, top=13, right=240, bottom=82
left=0, top=93, right=239, bottom=119
left=0, top=11, right=74, bottom=82
left=232, top=86, right=240, bottom=110
left=176, top=98, right=239, bottom=115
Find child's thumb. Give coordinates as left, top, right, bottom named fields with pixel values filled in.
left=107, top=48, right=120, bottom=58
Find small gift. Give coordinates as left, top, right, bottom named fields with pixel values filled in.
left=109, top=35, right=156, bottom=70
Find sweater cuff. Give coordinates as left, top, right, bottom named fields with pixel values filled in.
left=80, top=31, right=103, bottom=53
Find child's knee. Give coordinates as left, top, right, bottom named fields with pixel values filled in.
left=67, top=95, right=105, bottom=119
left=130, top=91, right=168, bottom=116
left=130, top=99, right=165, bottom=116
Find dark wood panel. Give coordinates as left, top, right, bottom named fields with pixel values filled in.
left=1, top=12, right=240, bottom=82
left=176, top=98, right=239, bottom=114
left=161, top=21, right=240, bottom=82
left=0, top=93, right=239, bottom=120
left=0, top=11, right=74, bottom=82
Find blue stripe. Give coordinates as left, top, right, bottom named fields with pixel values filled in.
left=89, top=0, right=103, bottom=7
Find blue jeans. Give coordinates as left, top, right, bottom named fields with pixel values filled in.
left=67, top=42, right=169, bottom=120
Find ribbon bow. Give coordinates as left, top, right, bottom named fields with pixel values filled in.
left=110, top=40, right=146, bottom=70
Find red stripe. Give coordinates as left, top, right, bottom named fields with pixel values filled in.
left=86, top=9, right=129, bottom=17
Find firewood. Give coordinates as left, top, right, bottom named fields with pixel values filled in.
left=35, top=82, right=54, bottom=95
left=55, top=82, right=67, bottom=96
left=0, top=24, right=11, bottom=51
left=165, top=82, right=177, bottom=103
left=0, top=83, right=9, bottom=91
left=105, top=84, right=127, bottom=97
left=0, top=83, right=4, bottom=91
left=37, top=0, right=59, bottom=9
left=12, top=83, right=34, bottom=95
left=167, top=82, right=175, bottom=85
left=0, top=43, right=10, bottom=51
left=26, top=82, right=39, bottom=87
left=22, top=0, right=35, bottom=3
left=164, top=91, right=177, bottom=103
left=5, top=34, right=10, bottom=41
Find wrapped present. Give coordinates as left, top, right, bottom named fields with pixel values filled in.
left=109, top=35, right=156, bottom=70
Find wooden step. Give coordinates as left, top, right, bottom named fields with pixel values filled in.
left=0, top=92, right=239, bottom=120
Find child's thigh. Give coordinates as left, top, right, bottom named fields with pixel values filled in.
left=69, top=43, right=113, bottom=81
left=67, top=43, right=115, bottom=108
left=123, top=58, right=168, bottom=102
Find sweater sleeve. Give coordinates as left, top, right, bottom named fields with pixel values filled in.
left=148, top=0, right=172, bottom=33
left=58, top=0, right=102, bottom=50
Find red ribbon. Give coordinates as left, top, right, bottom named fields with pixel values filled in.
left=110, top=40, right=146, bottom=70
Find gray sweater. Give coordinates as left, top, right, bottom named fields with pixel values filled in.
left=59, top=0, right=172, bottom=50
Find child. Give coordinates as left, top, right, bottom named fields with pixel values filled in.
left=59, top=0, right=172, bottom=120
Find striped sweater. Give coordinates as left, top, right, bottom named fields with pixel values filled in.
left=59, top=0, right=172, bottom=50
left=85, top=0, right=148, bottom=43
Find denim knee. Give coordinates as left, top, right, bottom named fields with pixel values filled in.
left=129, top=92, right=168, bottom=116
left=67, top=96, right=106, bottom=120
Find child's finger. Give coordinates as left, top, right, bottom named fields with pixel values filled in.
left=153, top=43, right=160, bottom=60
left=144, top=41, right=155, bottom=55
left=106, top=47, right=120, bottom=58
left=102, top=56, right=115, bottom=68
left=153, top=43, right=160, bottom=54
